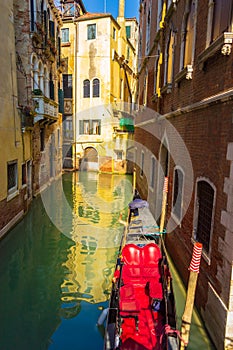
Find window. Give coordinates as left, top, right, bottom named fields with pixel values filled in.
left=92, top=120, right=101, bottom=134
left=83, top=79, right=90, bottom=98
left=184, top=1, right=195, bottom=67
left=165, top=30, right=175, bottom=85
left=140, top=151, right=144, bottom=176
left=115, top=150, right=123, bottom=160
left=194, top=180, right=215, bottom=254
left=113, top=27, right=116, bottom=40
left=49, top=72, right=54, bottom=100
left=150, top=157, right=156, bottom=188
left=143, top=70, right=148, bottom=105
left=22, top=163, right=27, bottom=186
left=126, top=25, right=131, bottom=38
left=7, top=161, right=18, bottom=195
left=79, top=120, right=101, bottom=135
left=63, top=116, right=73, bottom=140
left=57, top=129, right=60, bottom=148
left=30, top=0, right=35, bottom=31
left=180, top=0, right=197, bottom=71
left=61, top=28, right=69, bottom=43
left=40, top=128, right=45, bottom=151
left=93, top=78, right=100, bottom=97
left=127, top=46, right=130, bottom=60
left=83, top=120, right=90, bottom=134
left=49, top=20, right=55, bottom=38
left=146, top=6, right=151, bottom=54
left=87, top=24, right=96, bottom=40
left=63, top=74, right=72, bottom=98
left=172, top=168, right=184, bottom=221
left=212, top=0, right=232, bottom=42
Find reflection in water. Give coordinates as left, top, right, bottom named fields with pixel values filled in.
left=60, top=172, right=133, bottom=309
left=0, top=172, right=132, bottom=350
left=0, top=172, right=214, bottom=350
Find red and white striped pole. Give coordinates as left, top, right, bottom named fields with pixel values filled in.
left=180, top=243, right=203, bottom=349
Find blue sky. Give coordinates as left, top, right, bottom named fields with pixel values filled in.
left=83, top=0, right=139, bottom=20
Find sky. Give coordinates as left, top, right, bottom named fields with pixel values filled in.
left=83, top=0, right=139, bottom=20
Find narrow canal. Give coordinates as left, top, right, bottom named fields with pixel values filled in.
left=0, top=172, right=214, bottom=350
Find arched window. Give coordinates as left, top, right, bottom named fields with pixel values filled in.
left=83, top=79, right=90, bottom=98
left=92, top=78, right=100, bottom=97
left=194, top=180, right=215, bottom=254
left=44, top=67, right=49, bottom=97
left=38, top=61, right=44, bottom=92
left=32, top=55, right=38, bottom=90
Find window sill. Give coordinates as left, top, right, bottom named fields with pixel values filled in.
left=7, top=189, right=19, bottom=202
left=171, top=212, right=182, bottom=227
left=161, top=83, right=172, bottom=95
left=175, top=65, right=193, bottom=85
left=198, top=32, right=233, bottom=69
left=61, top=42, right=71, bottom=47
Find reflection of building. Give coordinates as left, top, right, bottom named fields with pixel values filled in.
left=61, top=171, right=132, bottom=303
left=61, top=0, right=138, bottom=173
left=136, top=1, right=233, bottom=349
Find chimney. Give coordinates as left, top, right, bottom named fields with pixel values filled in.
left=118, top=0, right=125, bottom=18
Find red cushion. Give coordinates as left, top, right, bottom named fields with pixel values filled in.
left=122, top=244, right=141, bottom=266
left=143, top=243, right=162, bottom=266
left=120, top=284, right=135, bottom=299
left=120, top=299, right=140, bottom=313
left=149, top=279, right=163, bottom=299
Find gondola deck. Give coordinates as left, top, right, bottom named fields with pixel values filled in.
left=104, top=199, right=179, bottom=350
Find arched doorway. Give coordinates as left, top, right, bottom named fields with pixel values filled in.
left=80, top=147, right=98, bottom=171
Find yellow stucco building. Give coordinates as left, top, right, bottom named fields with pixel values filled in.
left=0, top=0, right=26, bottom=238
left=61, top=0, right=138, bottom=173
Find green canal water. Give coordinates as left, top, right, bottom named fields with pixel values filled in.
left=0, top=172, right=214, bottom=350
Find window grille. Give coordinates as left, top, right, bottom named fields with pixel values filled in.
left=196, top=181, right=214, bottom=253
left=7, top=161, right=17, bottom=193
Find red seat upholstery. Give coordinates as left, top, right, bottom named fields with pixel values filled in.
left=143, top=243, right=162, bottom=266
left=122, top=244, right=141, bottom=266
left=149, top=279, right=163, bottom=300
left=120, top=284, right=135, bottom=299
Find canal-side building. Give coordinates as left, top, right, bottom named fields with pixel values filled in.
left=14, top=0, right=63, bottom=198
left=61, top=0, right=138, bottom=173
left=60, top=0, right=86, bottom=169
left=135, top=0, right=233, bottom=349
left=0, top=0, right=27, bottom=238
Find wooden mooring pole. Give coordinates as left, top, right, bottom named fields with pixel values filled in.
left=159, top=177, right=169, bottom=234
left=180, top=242, right=203, bottom=349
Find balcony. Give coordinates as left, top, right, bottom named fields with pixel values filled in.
left=32, top=94, right=58, bottom=124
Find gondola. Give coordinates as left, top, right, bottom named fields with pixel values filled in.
left=103, top=197, right=179, bottom=350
